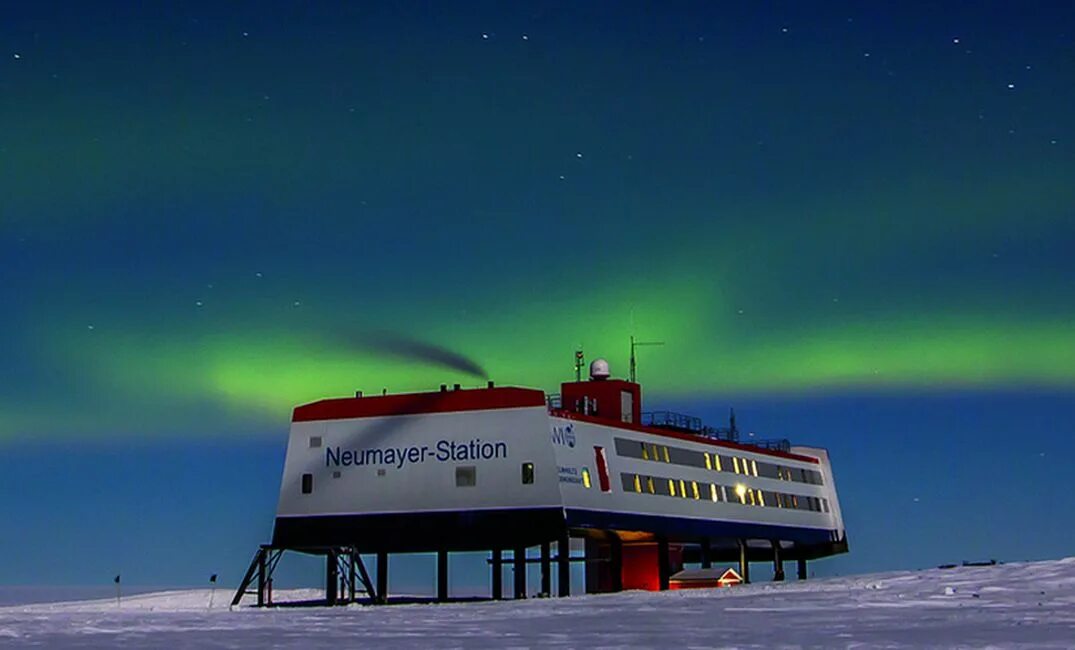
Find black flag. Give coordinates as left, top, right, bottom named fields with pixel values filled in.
left=209, top=574, right=217, bottom=584
left=114, top=575, right=120, bottom=584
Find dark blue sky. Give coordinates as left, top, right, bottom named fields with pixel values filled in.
left=1, top=1, right=1073, bottom=590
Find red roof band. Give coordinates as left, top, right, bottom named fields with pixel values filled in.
left=292, top=386, right=547, bottom=422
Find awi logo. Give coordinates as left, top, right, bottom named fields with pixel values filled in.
left=550, top=423, right=576, bottom=448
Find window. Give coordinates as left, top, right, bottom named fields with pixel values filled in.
left=301, top=473, right=313, bottom=494
left=709, top=483, right=718, bottom=502
left=646, top=476, right=656, bottom=494
left=641, top=444, right=650, bottom=461
left=679, top=479, right=688, bottom=499
left=332, top=471, right=341, bottom=479
left=521, top=462, right=535, bottom=485
left=309, top=436, right=322, bottom=448
left=634, top=475, right=642, bottom=493
left=581, top=468, right=592, bottom=488
left=668, top=479, right=676, bottom=496
left=691, top=481, right=700, bottom=500
left=594, top=446, right=612, bottom=492
left=714, top=454, right=723, bottom=472
left=456, top=466, right=476, bottom=487
left=733, top=457, right=740, bottom=474
left=704, top=452, right=712, bottom=470
left=662, top=446, right=670, bottom=463
left=751, top=460, right=759, bottom=477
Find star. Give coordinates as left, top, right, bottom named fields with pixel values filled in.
left=558, top=175, right=565, bottom=180
left=87, top=324, right=95, bottom=330
left=575, top=152, right=583, bottom=158
left=12, top=53, right=20, bottom=59
left=195, top=300, right=204, bottom=307
left=781, top=27, right=789, bottom=33
left=242, top=31, right=249, bottom=37
left=481, top=33, right=489, bottom=40
left=255, top=271, right=263, bottom=278
left=522, top=34, right=529, bottom=41
left=952, top=37, right=960, bottom=44
left=293, top=300, right=302, bottom=307
left=1007, top=83, right=1015, bottom=89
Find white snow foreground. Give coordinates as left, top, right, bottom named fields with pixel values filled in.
left=1, top=558, right=1074, bottom=648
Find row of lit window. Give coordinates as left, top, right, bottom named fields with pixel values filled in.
left=619, top=472, right=829, bottom=513
left=615, top=437, right=824, bottom=486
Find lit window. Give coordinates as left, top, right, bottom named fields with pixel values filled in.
left=651, top=444, right=660, bottom=460
left=735, top=483, right=747, bottom=504
left=748, top=489, right=757, bottom=506
left=752, top=460, right=759, bottom=477
left=668, top=479, right=676, bottom=496
left=758, top=491, right=766, bottom=507
left=521, top=462, right=535, bottom=485
left=733, top=457, right=740, bottom=474
left=662, top=446, right=670, bottom=463
left=633, top=474, right=642, bottom=493
left=301, top=473, right=313, bottom=494
left=676, top=479, right=685, bottom=499
left=709, top=483, right=718, bottom=502
left=641, top=444, right=650, bottom=461
left=456, top=466, right=476, bottom=487
left=581, top=468, right=592, bottom=488
left=704, top=452, right=712, bottom=470
left=792, top=495, right=799, bottom=509
left=715, top=455, right=723, bottom=472
left=691, top=481, right=700, bottom=500
left=647, top=476, right=655, bottom=494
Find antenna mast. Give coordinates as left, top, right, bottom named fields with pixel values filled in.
left=629, top=335, right=664, bottom=383
left=574, top=348, right=585, bottom=382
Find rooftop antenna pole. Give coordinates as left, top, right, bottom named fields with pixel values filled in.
left=574, top=348, right=585, bottom=382
left=629, top=335, right=664, bottom=383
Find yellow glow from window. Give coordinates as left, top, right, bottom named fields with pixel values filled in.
left=668, top=479, right=676, bottom=496
left=633, top=474, right=642, bottom=493
left=752, top=460, right=759, bottom=477
left=641, top=445, right=649, bottom=461
left=678, top=479, right=687, bottom=498
left=704, top=452, right=712, bottom=470
left=647, top=476, right=655, bottom=494
left=691, top=481, right=700, bottom=499
left=582, top=468, right=591, bottom=489
left=709, top=483, right=718, bottom=501
left=792, top=495, right=799, bottom=508
left=734, top=483, right=747, bottom=504
left=715, top=455, right=722, bottom=472
left=758, top=491, right=766, bottom=507
left=733, top=457, right=740, bottom=474
left=662, top=446, right=670, bottom=463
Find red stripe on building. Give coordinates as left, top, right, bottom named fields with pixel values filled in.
left=292, top=387, right=546, bottom=422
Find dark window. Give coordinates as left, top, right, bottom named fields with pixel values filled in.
left=456, top=466, right=476, bottom=487
left=301, top=473, right=313, bottom=494
left=521, top=462, right=535, bottom=485
left=309, top=436, right=322, bottom=448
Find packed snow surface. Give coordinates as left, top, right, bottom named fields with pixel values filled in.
left=2, top=558, right=1074, bottom=648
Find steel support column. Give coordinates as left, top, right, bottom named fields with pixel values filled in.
left=540, top=542, right=551, bottom=596
left=557, top=535, right=571, bottom=597
left=797, top=558, right=808, bottom=581
left=376, top=551, right=388, bottom=604
left=326, top=549, right=339, bottom=606
left=657, top=537, right=670, bottom=591
left=491, top=549, right=503, bottom=600
left=437, top=549, right=449, bottom=602
left=700, top=537, right=712, bottom=569
left=772, top=540, right=785, bottom=582
left=513, top=546, right=527, bottom=599
left=738, top=540, right=751, bottom=584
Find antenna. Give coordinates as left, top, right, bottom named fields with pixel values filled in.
left=574, top=348, right=585, bottom=382
left=629, top=335, right=664, bottom=383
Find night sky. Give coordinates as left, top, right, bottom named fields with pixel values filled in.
left=2, top=2, right=1073, bottom=590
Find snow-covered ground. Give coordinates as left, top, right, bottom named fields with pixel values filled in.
left=1, top=558, right=1073, bottom=648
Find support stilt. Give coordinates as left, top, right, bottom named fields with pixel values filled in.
left=657, top=537, right=670, bottom=591
left=513, top=546, right=527, bottom=599
left=540, top=542, right=551, bottom=596
left=257, top=548, right=267, bottom=606
left=491, top=549, right=503, bottom=600
left=326, top=549, right=339, bottom=606
left=376, top=551, right=388, bottom=604
left=700, top=537, right=712, bottom=569
left=557, top=535, right=571, bottom=597
left=738, top=539, right=751, bottom=584
left=437, top=549, right=449, bottom=602
left=772, top=540, right=785, bottom=582
left=610, top=537, right=623, bottom=592
left=797, top=558, right=807, bottom=581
